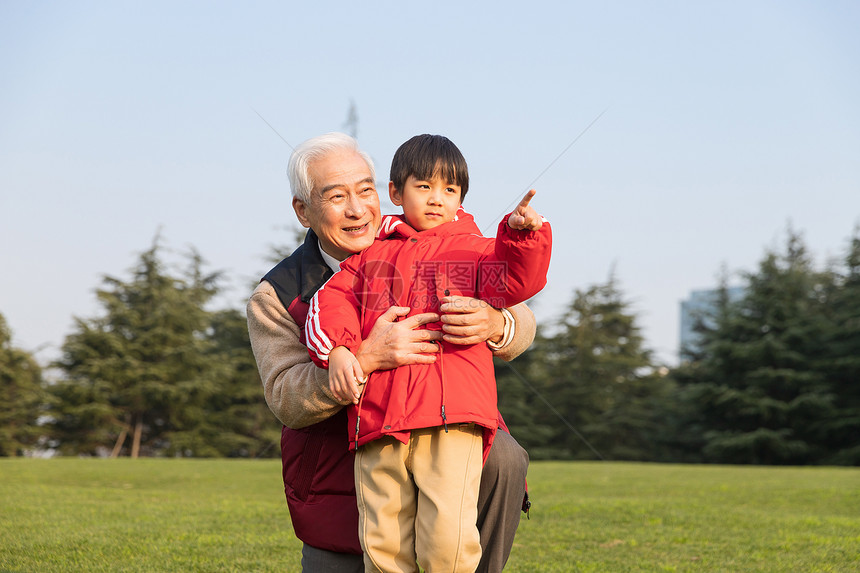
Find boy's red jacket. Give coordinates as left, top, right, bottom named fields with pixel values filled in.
left=305, top=208, right=552, bottom=456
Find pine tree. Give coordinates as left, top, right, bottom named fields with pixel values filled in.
left=499, top=275, right=667, bottom=460
left=0, top=314, right=45, bottom=456
left=48, top=238, right=220, bottom=457
left=672, top=230, right=834, bottom=464
left=190, top=309, right=281, bottom=458
left=818, top=230, right=860, bottom=464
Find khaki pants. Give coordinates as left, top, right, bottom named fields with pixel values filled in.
left=355, top=424, right=483, bottom=573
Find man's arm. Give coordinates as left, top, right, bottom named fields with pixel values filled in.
left=248, top=281, right=442, bottom=429
left=248, top=283, right=534, bottom=430
left=439, top=298, right=536, bottom=362
left=247, top=281, right=343, bottom=429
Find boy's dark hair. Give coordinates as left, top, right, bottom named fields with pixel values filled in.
left=389, top=134, right=470, bottom=200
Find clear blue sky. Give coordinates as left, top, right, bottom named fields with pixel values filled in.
left=2, top=0, right=859, bottom=365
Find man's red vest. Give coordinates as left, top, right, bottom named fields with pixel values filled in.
left=264, top=230, right=362, bottom=554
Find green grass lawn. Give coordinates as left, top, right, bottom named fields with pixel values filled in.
left=510, top=462, right=859, bottom=572
left=0, top=459, right=857, bottom=572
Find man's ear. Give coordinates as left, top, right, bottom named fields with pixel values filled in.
left=292, top=197, right=312, bottom=228
left=389, top=182, right=402, bottom=206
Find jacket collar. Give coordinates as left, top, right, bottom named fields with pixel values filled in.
left=377, top=206, right=480, bottom=240
left=299, top=229, right=334, bottom=303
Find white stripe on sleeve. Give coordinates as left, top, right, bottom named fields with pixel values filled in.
left=305, top=291, right=334, bottom=362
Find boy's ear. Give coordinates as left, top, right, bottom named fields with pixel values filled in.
left=389, top=182, right=403, bottom=206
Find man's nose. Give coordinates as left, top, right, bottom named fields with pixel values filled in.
left=345, top=193, right=366, bottom=217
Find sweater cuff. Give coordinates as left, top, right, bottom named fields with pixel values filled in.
left=486, top=307, right=516, bottom=351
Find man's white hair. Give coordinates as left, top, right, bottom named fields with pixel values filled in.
left=288, top=132, right=376, bottom=203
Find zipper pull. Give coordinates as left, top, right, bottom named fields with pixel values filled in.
left=441, top=405, right=448, bottom=433
left=354, top=415, right=361, bottom=450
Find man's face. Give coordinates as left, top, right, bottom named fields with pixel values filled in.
left=390, top=175, right=462, bottom=231
left=293, top=149, right=381, bottom=260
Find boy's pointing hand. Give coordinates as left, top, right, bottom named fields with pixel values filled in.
left=507, top=189, right=543, bottom=231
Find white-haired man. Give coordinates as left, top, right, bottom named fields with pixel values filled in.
left=247, top=133, right=533, bottom=572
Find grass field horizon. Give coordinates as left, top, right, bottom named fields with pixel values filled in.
left=1, top=459, right=857, bottom=572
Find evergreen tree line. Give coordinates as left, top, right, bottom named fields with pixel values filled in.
left=1, top=239, right=280, bottom=458
left=1, top=229, right=858, bottom=464
left=497, top=228, right=860, bottom=465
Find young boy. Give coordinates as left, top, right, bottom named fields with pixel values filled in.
left=305, top=134, right=551, bottom=572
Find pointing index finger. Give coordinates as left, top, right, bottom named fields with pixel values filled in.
left=518, top=189, right=537, bottom=210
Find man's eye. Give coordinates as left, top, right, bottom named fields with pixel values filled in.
left=361, top=187, right=375, bottom=195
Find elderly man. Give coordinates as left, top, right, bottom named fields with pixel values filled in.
left=247, top=133, right=534, bottom=572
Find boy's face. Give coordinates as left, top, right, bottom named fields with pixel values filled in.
left=389, top=175, right=462, bottom=231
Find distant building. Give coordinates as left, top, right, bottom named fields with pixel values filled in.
left=679, top=286, right=745, bottom=357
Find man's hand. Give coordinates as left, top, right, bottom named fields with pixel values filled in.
left=439, top=296, right=505, bottom=346
left=354, top=306, right=442, bottom=374
left=328, top=346, right=365, bottom=404
left=507, top=189, right=543, bottom=231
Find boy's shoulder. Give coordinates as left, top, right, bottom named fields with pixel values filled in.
left=377, top=214, right=410, bottom=239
